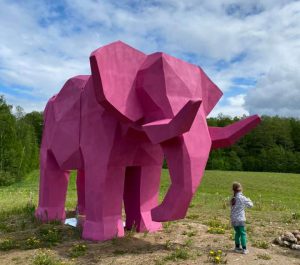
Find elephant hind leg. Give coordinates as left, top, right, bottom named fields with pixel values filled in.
left=76, top=169, right=85, bottom=215
left=36, top=149, right=70, bottom=221
left=124, top=166, right=162, bottom=232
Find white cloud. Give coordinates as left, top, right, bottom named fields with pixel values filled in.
left=245, top=66, right=300, bottom=117
left=0, top=0, right=299, bottom=117
left=210, top=94, right=249, bottom=118
left=1, top=92, right=46, bottom=113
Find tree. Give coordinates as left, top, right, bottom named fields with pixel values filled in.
left=24, top=111, right=43, bottom=146
left=0, top=96, right=21, bottom=179
left=0, top=96, right=39, bottom=185
left=290, top=118, right=300, bottom=152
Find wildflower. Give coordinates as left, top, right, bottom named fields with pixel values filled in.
left=209, top=250, right=215, bottom=256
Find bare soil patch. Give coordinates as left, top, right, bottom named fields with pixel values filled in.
left=1, top=220, right=300, bottom=265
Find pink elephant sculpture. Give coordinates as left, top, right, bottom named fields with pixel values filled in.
left=36, top=41, right=260, bottom=241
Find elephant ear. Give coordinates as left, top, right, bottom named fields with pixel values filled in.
left=198, top=67, right=223, bottom=116
left=90, top=41, right=147, bottom=122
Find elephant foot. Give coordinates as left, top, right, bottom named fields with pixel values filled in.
left=82, top=217, right=124, bottom=241
left=35, top=206, right=66, bottom=222
left=125, top=211, right=162, bottom=233
left=151, top=202, right=187, bottom=222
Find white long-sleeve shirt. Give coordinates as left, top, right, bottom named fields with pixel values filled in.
left=230, top=192, right=253, bottom=226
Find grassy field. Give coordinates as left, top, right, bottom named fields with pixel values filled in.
left=0, top=169, right=300, bottom=264
left=1, top=169, right=299, bottom=222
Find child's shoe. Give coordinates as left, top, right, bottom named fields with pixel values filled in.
left=242, top=249, right=249, bottom=254
left=234, top=247, right=242, bottom=253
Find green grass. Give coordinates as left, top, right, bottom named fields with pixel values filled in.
left=0, top=169, right=300, bottom=230
left=190, top=170, right=299, bottom=210
left=252, top=240, right=269, bottom=249
left=161, top=170, right=300, bottom=222
left=0, top=170, right=78, bottom=212
left=257, top=253, right=272, bottom=260
left=32, top=250, right=67, bottom=265
left=0, top=238, right=18, bottom=250
left=68, top=243, right=87, bottom=258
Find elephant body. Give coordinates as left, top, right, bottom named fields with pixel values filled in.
left=36, top=41, right=260, bottom=241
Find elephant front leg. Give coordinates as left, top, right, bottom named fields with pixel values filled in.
left=36, top=150, right=69, bottom=221
left=82, top=165, right=126, bottom=241
left=124, top=166, right=162, bottom=232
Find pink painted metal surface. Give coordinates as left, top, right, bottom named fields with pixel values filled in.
left=36, top=41, right=261, bottom=241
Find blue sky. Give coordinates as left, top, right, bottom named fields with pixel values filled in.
left=0, top=0, right=299, bottom=117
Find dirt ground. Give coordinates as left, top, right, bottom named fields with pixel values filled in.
left=1, top=220, right=299, bottom=265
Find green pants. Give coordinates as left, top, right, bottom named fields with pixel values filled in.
left=234, top=226, right=247, bottom=248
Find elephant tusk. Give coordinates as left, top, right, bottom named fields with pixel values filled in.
left=142, top=99, right=202, bottom=144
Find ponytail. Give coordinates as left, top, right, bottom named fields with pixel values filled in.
left=231, top=182, right=242, bottom=207
left=231, top=196, right=236, bottom=206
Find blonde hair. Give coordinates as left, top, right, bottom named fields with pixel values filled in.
left=231, top=182, right=242, bottom=206
left=232, top=182, right=242, bottom=193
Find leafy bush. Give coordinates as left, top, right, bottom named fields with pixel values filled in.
left=291, top=212, right=300, bottom=220
left=0, top=238, right=18, bottom=251
left=252, top=240, right=269, bottom=249
left=24, top=237, right=41, bottom=249
left=32, top=250, right=66, bottom=265
left=164, top=247, right=190, bottom=261
left=37, top=226, right=62, bottom=246
left=69, top=243, right=87, bottom=258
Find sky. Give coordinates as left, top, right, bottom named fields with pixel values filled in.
left=0, top=0, right=299, bottom=117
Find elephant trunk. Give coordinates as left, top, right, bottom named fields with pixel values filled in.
left=209, top=115, right=261, bottom=149
left=151, top=115, right=211, bottom=222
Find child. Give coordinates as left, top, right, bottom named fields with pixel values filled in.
left=230, top=182, right=253, bottom=254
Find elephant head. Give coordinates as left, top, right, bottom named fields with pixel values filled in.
left=90, top=41, right=260, bottom=222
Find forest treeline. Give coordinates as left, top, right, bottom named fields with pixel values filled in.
left=0, top=96, right=42, bottom=185
left=0, top=95, right=300, bottom=186
left=206, top=115, right=300, bottom=173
